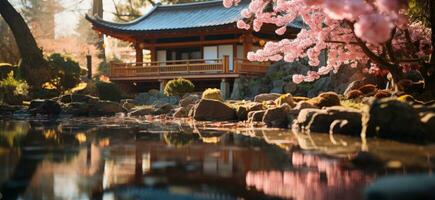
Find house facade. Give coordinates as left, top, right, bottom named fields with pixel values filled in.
left=86, top=0, right=300, bottom=98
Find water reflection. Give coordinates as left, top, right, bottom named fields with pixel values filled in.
left=246, top=152, right=374, bottom=200
left=0, top=118, right=434, bottom=200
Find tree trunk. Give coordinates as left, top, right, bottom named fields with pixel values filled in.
left=0, top=0, right=50, bottom=88
left=93, top=0, right=106, bottom=75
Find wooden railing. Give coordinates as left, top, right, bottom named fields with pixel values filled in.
left=109, top=57, right=269, bottom=78
left=234, top=58, right=270, bottom=74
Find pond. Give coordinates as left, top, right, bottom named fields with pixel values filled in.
left=0, top=117, right=434, bottom=200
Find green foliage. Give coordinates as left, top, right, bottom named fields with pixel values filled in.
left=164, top=78, right=195, bottom=97
left=408, top=0, right=431, bottom=27
left=202, top=88, right=223, bottom=101
left=95, top=81, right=123, bottom=102
left=0, top=63, right=19, bottom=80
left=0, top=72, right=29, bottom=105
left=47, top=53, right=81, bottom=92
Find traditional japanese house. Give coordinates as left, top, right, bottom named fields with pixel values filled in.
left=86, top=0, right=300, bottom=98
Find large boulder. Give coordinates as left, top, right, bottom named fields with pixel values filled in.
left=59, top=94, right=99, bottom=104
left=89, top=101, right=126, bottom=116
left=262, top=104, right=291, bottom=128
left=248, top=110, right=266, bottom=122
left=29, top=99, right=62, bottom=116
left=364, top=99, right=424, bottom=141
left=254, top=93, right=281, bottom=103
left=296, top=106, right=362, bottom=135
left=152, top=104, right=174, bottom=115
left=193, top=99, right=236, bottom=121
left=63, top=102, right=90, bottom=116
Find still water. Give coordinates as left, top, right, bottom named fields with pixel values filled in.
left=0, top=117, right=434, bottom=200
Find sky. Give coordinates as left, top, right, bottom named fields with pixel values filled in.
left=55, top=0, right=117, bottom=37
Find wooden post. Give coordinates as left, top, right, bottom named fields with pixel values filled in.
left=135, top=45, right=143, bottom=64
left=223, top=55, right=229, bottom=73
left=243, top=33, right=253, bottom=61
left=86, top=55, right=92, bottom=79
left=149, top=46, right=156, bottom=62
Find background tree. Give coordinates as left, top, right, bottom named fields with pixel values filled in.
left=225, top=0, right=433, bottom=96
left=20, top=0, right=63, bottom=40
left=0, top=18, right=20, bottom=64
left=0, top=0, right=50, bottom=88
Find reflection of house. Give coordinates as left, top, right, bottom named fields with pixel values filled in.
left=86, top=0, right=300, bottom=96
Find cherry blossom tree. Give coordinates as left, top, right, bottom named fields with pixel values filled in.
left=224, top=0, right=433, bottom=91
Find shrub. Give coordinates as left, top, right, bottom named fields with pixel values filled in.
left=0, top=72, right=29, bottom=105
left=164, top=78, right=195, bottom=97
left=47, top=53, right=81, bottom=92
left=0, top=63, right=19, bottom=80
left=202, top=88, right=223, bottom=101
left=95, top=81, right=122, bottom=102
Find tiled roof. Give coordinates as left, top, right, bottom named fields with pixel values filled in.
left=86, top=0, right=248, bottom=32
left=86, top=0, right=301, bottom=32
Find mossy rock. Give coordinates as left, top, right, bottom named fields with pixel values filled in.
left=274, top=93, right=295, bottom=107
left=397, top=94, right=423, bottom=105
left=202, top=88, right=223, bottom=101
left=308, top=92, right=341, bottom=108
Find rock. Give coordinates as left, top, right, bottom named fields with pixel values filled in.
left=364, top=99, right=424, bottom=141
left=358, top=84, right=378, bottom=95
left=120, top=99, right=137, bottom=111
left=346, top=90, right=364, bottom=99
left=0, top=104, right=24, bottom=115
left=364, top=175, right=435, bottom=200
left=307, top=92, right=341, bottom=108
left=173, top=107, right=189, bottom=118
left=262, top=104, right=291, bottom=128
left=274, top=93, right=295, bottom=107
left=350, top=151, right=384, bottom=168
left=374, top=90, right=392, bottom=99
left=193, top=99, right=236, bottom=121
left=59, top=94, right=99, bottom=104
left=2, top=94, right=25, bottom=105
left=254, top=93, right=281, bottom=103
left=63, top=102, right=90, bottom=116
left=236, top=105, right=248, bottom=121
left=247, top=102, right=264, bottom=112
left=421, top=113, right=435, bottom=141
left=179, top=94, right=200, bottom=107
left=29, top=99, right=61, bottom=116
left=89, top=101, right=126, bottom=116
left=289, top=101, right=317, bottom=116
left=293, top=96, right=310, bottom=102
left=153, top=104, right=174, bottom=115
left=129, top=107, right=155, bottom=117
left=248, top=110, right=266, bottom=122
left=297, top=106, right=362, bottom=134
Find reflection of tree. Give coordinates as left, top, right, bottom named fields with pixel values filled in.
left=246, top=152, right=375, bottom=200
left=0, top=121, right=30, bottom=147
left=0, top=121, right=81, bottom=199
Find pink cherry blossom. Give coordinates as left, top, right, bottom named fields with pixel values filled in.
left=354, top=14, right=394, bottom=44
left=225, top=0, right=432, bottom=84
